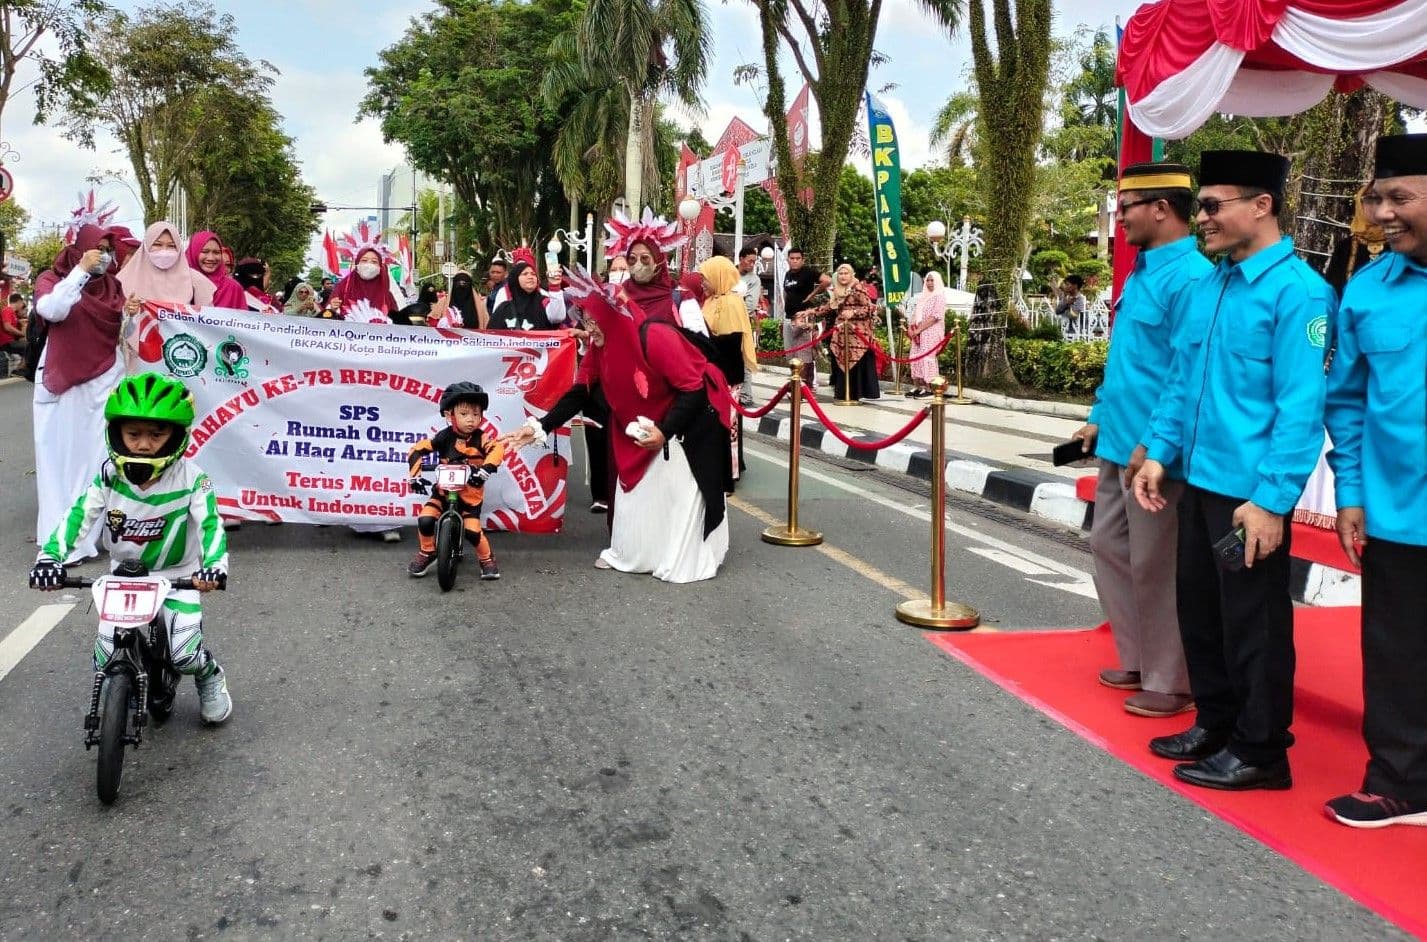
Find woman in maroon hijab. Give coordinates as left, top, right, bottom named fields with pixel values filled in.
left=185, top=230, right=247, bottom=309
left=31, top=224, right=127, bottom=562
left=505, top=241, right=733, bottom=582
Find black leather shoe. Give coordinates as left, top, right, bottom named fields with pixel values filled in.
left=1173, top=749, right=1291, bottom=791
left=1149, top=725, right=1227, bottom=761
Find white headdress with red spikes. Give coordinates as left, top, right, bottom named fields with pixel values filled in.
left=335, top=220, right=398, bottom=266
left=65, top=190, right=119, bottom=244
left=603, top=207, right=686, bottom=259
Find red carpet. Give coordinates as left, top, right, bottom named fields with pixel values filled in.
left=927, top=610, right=1427, bottom=938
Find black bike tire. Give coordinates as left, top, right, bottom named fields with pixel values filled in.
left=435, top=513, right=460, bottom=592
left=96, top=671, right=132, bottom=805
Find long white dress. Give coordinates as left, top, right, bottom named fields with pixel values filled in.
left=600, top=443, right=728, bottom=583
left=33, top=267, right=122, bottom=562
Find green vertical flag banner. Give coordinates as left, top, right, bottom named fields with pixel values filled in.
left=865, top=92, right=912, bottom=307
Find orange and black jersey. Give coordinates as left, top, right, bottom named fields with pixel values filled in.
left=407, top=426, right=506, bottom=501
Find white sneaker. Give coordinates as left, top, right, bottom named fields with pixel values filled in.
left=380, top=530, right=402, bottom=544
left=196, top=666, right=233, bottom=725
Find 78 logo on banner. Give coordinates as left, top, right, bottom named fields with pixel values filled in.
left=500, top=354, right=541, bottom=393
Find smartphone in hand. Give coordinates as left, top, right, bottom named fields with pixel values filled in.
left=1213, top=527, right=1247, bottom=572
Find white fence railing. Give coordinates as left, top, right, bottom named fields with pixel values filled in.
left=1018, top=295, right=1112, bottom=343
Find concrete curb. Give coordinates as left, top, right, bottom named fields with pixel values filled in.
left=747, top=410, right=1358, bottom=606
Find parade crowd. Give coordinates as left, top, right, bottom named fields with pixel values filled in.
left=1073, top=137, right=1427, bottom=831
left=12, top=134, right=1425, bottom=833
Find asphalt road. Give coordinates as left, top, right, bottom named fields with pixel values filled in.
left=0, top=378, right=1400, bottom=940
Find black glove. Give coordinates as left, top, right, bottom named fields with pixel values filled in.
left=409, top=477, right=430, bottom=495
left=472, top=465, right=497, bottom=484
left=30, top=560, right=65, bottom=590
left=191, top=567, right=227, bottom=589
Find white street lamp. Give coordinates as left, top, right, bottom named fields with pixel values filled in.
left=678, top=197, right=701, bottom=222
left=551, top=212, right=597, bottom=272
left=925, top=219, right=948, bottom=243
left=928, top=217, right=983, bottom=292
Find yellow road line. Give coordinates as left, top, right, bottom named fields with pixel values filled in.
left=729, top=495, right=922, bottom=601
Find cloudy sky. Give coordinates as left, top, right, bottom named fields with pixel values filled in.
left=5, top=0, right=1140, bottom=260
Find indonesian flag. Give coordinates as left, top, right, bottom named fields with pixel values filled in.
left=322, top=230, right=340, bottom=276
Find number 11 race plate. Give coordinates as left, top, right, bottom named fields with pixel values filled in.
left=99, top=580, right=164, bottom=625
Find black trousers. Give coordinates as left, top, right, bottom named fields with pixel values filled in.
left=1361, top=538, right=1427, bottom=802
left=1176, top=486, right=1295, bottom=765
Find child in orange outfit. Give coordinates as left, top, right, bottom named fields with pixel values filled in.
left=406, top=382, right=506, bottom=580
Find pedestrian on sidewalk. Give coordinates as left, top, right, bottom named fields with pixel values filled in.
left=1322, top=134, right=1427, bottom=830
left=906, top=271, right=951, bottom=398
left=816, top=264, right=880, bottom=402
left=1134, top=150, right=1333, bottom=792
left=1072, top=162, right=1210, bottom=719
left=699, top=255, right=758, bottom=486
left=781, top=247, right=820, bottom=387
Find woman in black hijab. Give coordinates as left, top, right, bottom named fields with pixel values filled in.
left=394, top=283, right=440, bottom=326
left=449, top=271, right=481, bottom=328
left=488, top=261, right=565, bottom=330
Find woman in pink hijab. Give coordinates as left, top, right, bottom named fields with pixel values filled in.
left=120, top=221, right=216, bottom=365
left=120, top=222, right=216, bottom=307
left=185, top=230, right=247, bottom=309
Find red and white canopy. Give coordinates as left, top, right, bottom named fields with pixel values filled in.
left=1118, top=0, right=1427, bottom=140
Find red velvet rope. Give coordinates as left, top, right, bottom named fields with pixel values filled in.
left=802, top=390, right=930, bottom=450
left=731, top=381, right=792, bottom=419
left=756, top=326, right=834, bottom=359
left=852, top=326, right=954, bottom=367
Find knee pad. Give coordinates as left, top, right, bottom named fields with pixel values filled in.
left=417, top=516, right=437, bottom=537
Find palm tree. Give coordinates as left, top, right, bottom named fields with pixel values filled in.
left=570, top=0, right=707, bottom=212
left=390, top=188, right=442, bottom=278
left=930, top=90, right=979, bottom=166
left=541, top=31, right=636, bottom=212
left=1061, top=29, right=1117, bottom=129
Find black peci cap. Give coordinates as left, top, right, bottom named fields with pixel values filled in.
left=1374, top=134, right=1427, bottom=179
left=1198, top=150, right=1291, bottom=193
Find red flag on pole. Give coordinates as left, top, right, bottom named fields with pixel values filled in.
left=322, top=230, right=340, bottom=275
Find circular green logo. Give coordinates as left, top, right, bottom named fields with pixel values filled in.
left=1306, top=315, right=1328, bottom=349
left=163, top=334, right=207, bottom=378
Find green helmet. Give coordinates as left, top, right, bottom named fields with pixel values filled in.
left=104, top=373, right=196, bottom=484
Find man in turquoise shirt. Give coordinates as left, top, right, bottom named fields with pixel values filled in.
left=1323, top=134, right=1427, bottom=829
left=1073, top=162, right=1210, bottom=719
left=1134, top=150, right=1332, bottom=791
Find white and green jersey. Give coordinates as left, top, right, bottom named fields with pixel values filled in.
left=39, top=459, right=228, bottom=578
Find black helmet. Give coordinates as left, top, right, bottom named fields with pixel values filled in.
left=439, top=381, right=488, bottom=413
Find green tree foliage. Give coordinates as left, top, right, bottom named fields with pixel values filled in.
left=0, top=0, right=112, bottom=135
left=63, top=2, right=274, bottom=225
left=740, top=185, right=782, bottom=239
left=0, top=198, right=28, bottom=245
left=362, top=0, right=579, bottom=252
left=561, top=0, right=707, bottom=213
left=750, top=0, right=962, bottom=268
left=929, top=90, right=978, bottom=166
left=833, top=165, right=875, bottom=272
left=182, top=94, right=317, bottom=285
left=390, top=189, right=443, bottom=278
left=1058, top=28, right=1116, bottom=134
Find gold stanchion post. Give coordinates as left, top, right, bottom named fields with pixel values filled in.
left=896, top=376, right=980, bottom=629
left=948, top=317, right=972, bottom=406
left=761, top=358, right=823, bottom=547
left=836, top=319, right=859, bottom=407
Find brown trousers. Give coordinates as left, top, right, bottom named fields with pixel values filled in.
left=1089, top=460, right=1189, bottom=696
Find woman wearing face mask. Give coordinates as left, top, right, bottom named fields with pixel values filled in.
left=616, top=235, right=677, bottom=323
left=31, top=225, right=129, bottom=563
left=118, top=222, right=216, bottom=309
left=326, top=248, right=400, bottom=323
left=233, top=257, right=277, bottom=314
left=185, top=231, right=248, bottom=309
left=605, top=255, right=630, bottom=285
left=118, top=221, right=218, bottom=366
left=487, top=261, right=568, bottom=330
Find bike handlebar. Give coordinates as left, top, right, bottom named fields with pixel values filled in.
left=58, top=576, right=224, bottom=591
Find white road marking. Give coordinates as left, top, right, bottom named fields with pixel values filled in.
left=746, top=443, right=1099, bottom=598
left=0, top=601, right=77, bottom=684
